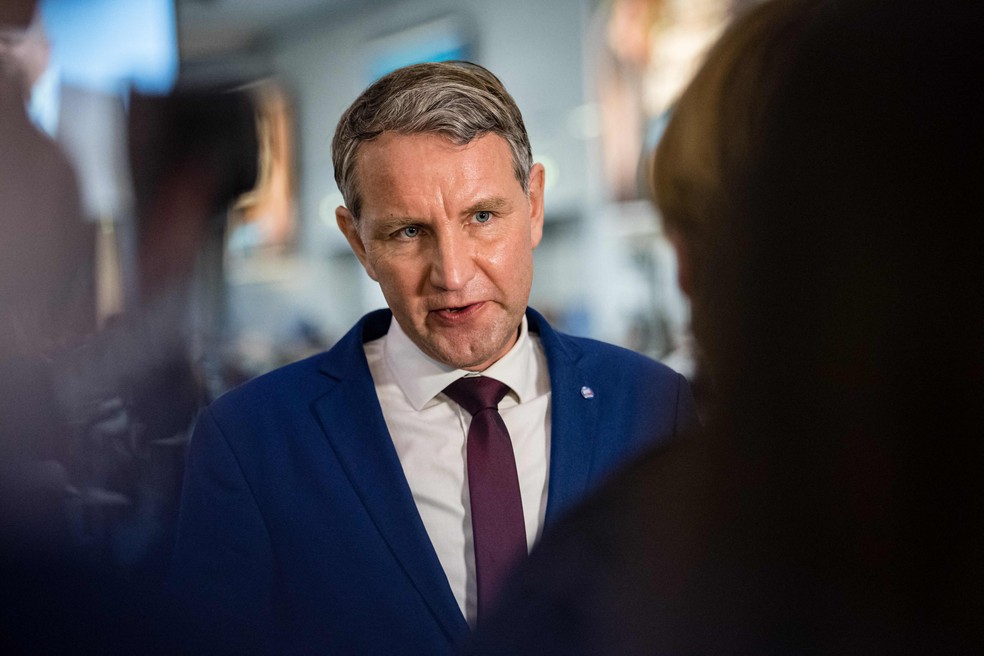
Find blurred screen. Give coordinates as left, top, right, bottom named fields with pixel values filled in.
left=367, top=15, right=471, bottom=82
left=42, top=0, right=178, bottom=95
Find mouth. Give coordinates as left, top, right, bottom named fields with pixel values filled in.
left=429, top=301, right=486, bottom=324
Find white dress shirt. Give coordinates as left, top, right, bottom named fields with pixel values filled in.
left=364, top=314, right=551, bottom=625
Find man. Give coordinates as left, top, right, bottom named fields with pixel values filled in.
left=169, top=61, right=697, bottom=654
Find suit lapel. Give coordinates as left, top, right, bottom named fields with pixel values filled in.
left=312, top=310, right=468, bottom=642
left=527, top=309, right=602, bottom=527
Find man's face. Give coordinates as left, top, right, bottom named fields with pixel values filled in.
left=337, top=132, right=545, bottom=371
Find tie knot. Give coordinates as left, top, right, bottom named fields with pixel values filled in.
left=443, top=376, right=510, bottom=416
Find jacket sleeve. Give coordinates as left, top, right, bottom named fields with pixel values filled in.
left=166, top=406, right=276, bottom=653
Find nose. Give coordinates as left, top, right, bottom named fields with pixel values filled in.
left=429, top=229, right=476, bottom=291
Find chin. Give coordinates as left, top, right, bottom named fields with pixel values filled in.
left=416, top=319, right=517, bottom=370
left=419, top=340, right=485, bottom=370
left=435, top=351, right=487, bottom=371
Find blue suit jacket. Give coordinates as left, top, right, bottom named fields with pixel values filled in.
left=168, top=308, right=697, bottom=654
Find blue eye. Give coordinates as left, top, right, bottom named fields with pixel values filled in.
left=400, top=226, right=420, bottom=238
left=475, top=211, right=492, bottom=223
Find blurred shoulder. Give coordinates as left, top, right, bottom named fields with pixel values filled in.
left=528, top=307, right=684, bottom=382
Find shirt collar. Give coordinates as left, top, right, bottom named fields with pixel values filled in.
left=383, top=313, right=539, bottom=411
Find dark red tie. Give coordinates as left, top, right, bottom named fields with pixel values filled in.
left=443, top=375, right=527, bottom=622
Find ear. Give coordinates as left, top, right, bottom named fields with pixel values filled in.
left=527, top=162, right=545, bottom=249
left=336, top=206, right=378, bottom=281
left=667, top=231, right=692, bottom=298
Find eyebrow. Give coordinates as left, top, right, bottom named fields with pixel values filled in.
left=371, top=215, right=420, bottom=235
left=463, top=196, right=512, bottom=215
left=368, top=196, right=515, bottom=233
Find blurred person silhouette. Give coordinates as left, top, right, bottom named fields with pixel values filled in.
left=48, top=84, right=261, bottom=583
left=0, top=0, right=95, bottom=551
left=168, top=61, right=698, bottom=654
left=0, top=2, right=135, bottom=323
left=0, top=3, right=97, bottom=348
left=1, top=78, right=259, bottom=653
left=1, top=1, right=170, bottom=651
left=466, top=0, right=984, bottom=653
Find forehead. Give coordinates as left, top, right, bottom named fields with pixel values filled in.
left=355, top=132, right=521, bottom=216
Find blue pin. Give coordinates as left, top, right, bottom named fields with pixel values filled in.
left=580, top=386, right=595, bottom=399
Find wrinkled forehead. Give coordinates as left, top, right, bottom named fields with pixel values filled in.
left=355, top=133, right=522, bottom=216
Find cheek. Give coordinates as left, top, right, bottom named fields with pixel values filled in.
left=485, top=224, right=530, bottom=266
left=484, top=243, right=508, bottom=267
left=487, top=238, right=534, bottom=291
left=365, top=244, right=407, bottom=282
left=373, top=255, right=424, bottom=299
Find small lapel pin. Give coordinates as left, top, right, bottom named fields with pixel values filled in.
left=580, top=386, right=595, bottom=399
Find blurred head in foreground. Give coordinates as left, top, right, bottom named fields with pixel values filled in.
left=655, top=0, right=982, bottom=425
left=468, top=0, right=983, bottom=652
left=653, top=0, right=982, bottom=635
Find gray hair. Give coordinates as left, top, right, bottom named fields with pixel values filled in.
left=331, top=61, right=533, bottom=219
